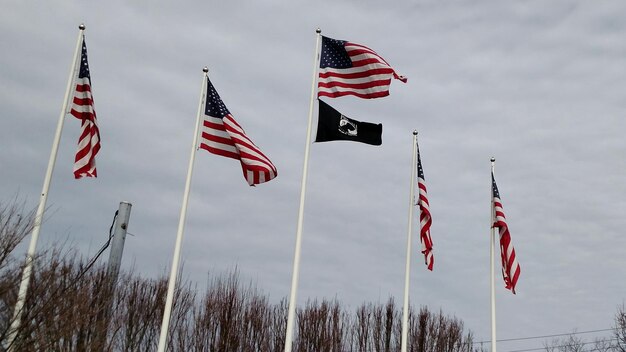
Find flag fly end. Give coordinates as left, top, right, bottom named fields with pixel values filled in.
left=199, top=78, right=278, bottom=186
left=318, top=36, right=406, bottom=99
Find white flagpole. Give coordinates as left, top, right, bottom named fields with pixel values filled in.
left=156, top=67, right=208, bottom=352
left=490, top=157, right=497, bottom=352
left=400, top=131, right=418, bottom=352
left=6, top=24, right=85, bottom=351
left=283, top=28, right=321, bottom=352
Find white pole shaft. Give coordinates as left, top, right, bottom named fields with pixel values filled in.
left=6, top=26, right=84, bottom=351
left=400, top=131, right=418, bottom=352
left=157, top=70, right=207, bottom=352
left=284, top=30, right=321, bottom=352
left=490, top=159, right=497, bottom=352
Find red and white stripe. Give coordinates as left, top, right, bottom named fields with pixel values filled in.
left=200, top=114, right=277, bottom=186
left=418, top=175, right=433, bottom=271
left=318, top=42, right=407, bottom=99
left=493, top=196, right=521, bottom=294
left=70, top=76, right=100, bottom=179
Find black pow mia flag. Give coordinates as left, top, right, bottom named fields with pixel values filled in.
left=315, top=99, right=382, bottom=146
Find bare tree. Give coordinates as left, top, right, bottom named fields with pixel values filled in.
left=353, top=302, right=373, bottom=351
left=0, top=199, right=35, bottom=341
left=0, top=199, right=35, bottom=272
left=295, top=298, right=347, bottom=352
left=593, top=336, right=615, bottom=352
left=543, top=332, right=616, bottom=352
left=270, top=298, right=288, bottom=352
left=0, top=198, right=481, bottom=352
left=371, top=298, right=398, bottom=352
left=544, top=334, right=586, bottom=352
left=614, top=304, right=626, bottom=352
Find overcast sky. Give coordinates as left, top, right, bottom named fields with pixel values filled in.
left=2, top=1, right=626, bottom=350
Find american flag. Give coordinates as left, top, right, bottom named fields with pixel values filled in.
left=199, top=78, right=277, bottom=186
left=70, top=36, right=100, bottom=179
left=416, top=143, right=433, bottom=270
left=492, top=173, right=521, bottom=293
left=318, top=36, right=407, bottom=99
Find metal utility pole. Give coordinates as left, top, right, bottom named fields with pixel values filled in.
left=88, top=201, right=133, bottom=349
left=107, top=201, right=132, bottom=283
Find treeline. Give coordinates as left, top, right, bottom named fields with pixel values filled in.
left=542, top=306, right=626, bottom=352
left=0, top=200, right=478, bottom=352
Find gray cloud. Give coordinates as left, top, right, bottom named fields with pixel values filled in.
left=1, top=1, right=625, bottom=349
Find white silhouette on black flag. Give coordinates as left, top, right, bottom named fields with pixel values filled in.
left=315, top=99, right=382, bottom=146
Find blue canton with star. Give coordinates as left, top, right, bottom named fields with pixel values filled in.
left=78, top=38, right=91, bottom=80
left=417, top=152, right=426, bottom=180
left=205, top=78, right=231, bottom=119
left=320, top=36, right=353, bottom=69
left=492, top=174, right=501, bottom=198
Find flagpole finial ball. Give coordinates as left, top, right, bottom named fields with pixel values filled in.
left=413, top=130, right=418, bottom=135
left=316, top=28, right=321, bottom=34
left=79, top=23, right=86, bottom=30
left=491, top=157, right=496, bottom=162
left=203, top=67, right=209, bottom=73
